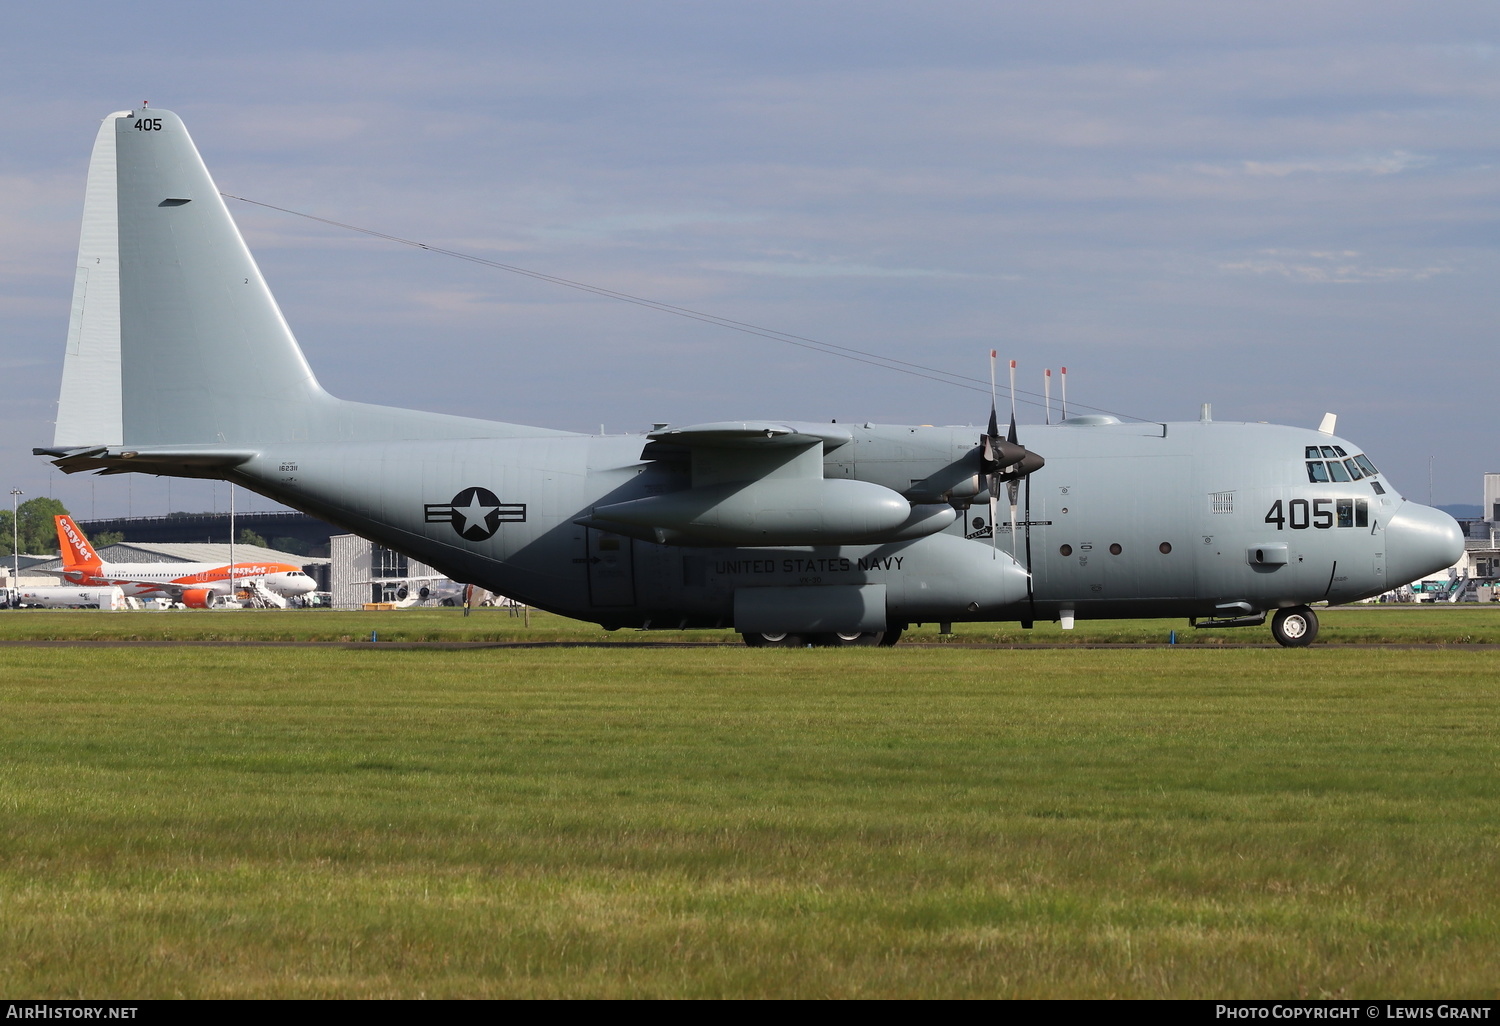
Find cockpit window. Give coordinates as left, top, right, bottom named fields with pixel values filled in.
left=1302, top=448, right=1381, bottom=484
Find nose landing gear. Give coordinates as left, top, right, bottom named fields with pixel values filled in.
left=1270, top=605, right=1319, bottom=647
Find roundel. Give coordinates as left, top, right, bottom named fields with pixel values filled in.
left=446, top=486, right=504, bottom=541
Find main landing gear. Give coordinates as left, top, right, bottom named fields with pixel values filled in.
left=741, top=626, right=905, bottom=648
left=1270, top=605, right=1319, bottom=647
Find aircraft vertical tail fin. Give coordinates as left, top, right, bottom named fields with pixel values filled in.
left=55, top=112, right=130, bottom=448
left=55, top=516, right=104, bottom=573
left=45, top=108, right=566, bottom=463
left=55, top=107, right=332, bottom=450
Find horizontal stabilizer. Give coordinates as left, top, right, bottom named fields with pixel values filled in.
left=35, top=445, right=255, bottom=477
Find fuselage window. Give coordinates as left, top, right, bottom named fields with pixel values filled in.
left=1327, top=460, right=1351, bottom=483
left=1333, top=446, right=1348, bottom=457
left=1337, top=498, right=1354, bottom=528
left=1320, top=446, right=1339, bottom=459
left=1371, top=480, right=1386, bottom=495
left=1343, top=459, right=1364, bottom=480
left=1356, top=499, right=1369, bottom=526
left=1305, top=446, right=1321, bottom=459
left=1306, top=461, right=1330, bottom=483
left=1353, top=454, right=1378, bottom=477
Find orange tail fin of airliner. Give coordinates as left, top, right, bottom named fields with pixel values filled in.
left=55, top=515, right=103, bottom=572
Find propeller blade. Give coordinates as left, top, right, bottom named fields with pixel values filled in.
left=989, top=485, right=999, bottom=558
left=1008, top=359, right=1017, bottom=431
left=1007, top=478, right=1020, bottom=558
left=977, top=353, right=1046, bottom=555
left=989, top=350, right=999, bottom=428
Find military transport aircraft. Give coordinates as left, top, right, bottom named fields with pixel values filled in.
left=35, top=108, right=1464, bottom=646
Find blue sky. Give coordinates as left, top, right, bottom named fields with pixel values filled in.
left=3, top=1, right=1499, bottom=521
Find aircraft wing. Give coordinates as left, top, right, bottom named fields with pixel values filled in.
left=579, top=420, right=953, bottom=546
left=352, top=575, right=466, bottom=585
left=643, top=420, right=851, bottom=452
left=28, top=568, right=77, bottom=584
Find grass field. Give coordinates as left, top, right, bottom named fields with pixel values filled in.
left=2, top=617, right=1499, bottom=997
left=4, top=602, right=1500, bottom=645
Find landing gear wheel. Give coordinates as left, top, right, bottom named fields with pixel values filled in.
left=1271, top=606, right=1319, bottom=647
left=877, top=625, right=905, bottom=647
left=811, top=631, right=884, bottom=647
left=742, top=632, right=806, bottom=648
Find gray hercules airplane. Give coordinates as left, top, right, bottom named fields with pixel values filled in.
left=37, top=108, right=1464, bottom=647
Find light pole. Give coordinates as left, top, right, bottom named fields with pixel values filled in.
left=9, top=489, right=21, bottom=590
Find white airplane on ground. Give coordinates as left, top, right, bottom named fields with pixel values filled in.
left=366, top=576, right=495, bottom=607
left=48, top=515, right=316, bottom=608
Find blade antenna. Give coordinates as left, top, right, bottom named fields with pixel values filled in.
left=1044, top=368, right=1052, bottom=425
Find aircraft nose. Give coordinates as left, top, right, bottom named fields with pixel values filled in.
left=1385, top=502, right=1464, bottom=587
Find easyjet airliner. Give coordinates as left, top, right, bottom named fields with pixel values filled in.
left=49, top=515, right=316, bottom=607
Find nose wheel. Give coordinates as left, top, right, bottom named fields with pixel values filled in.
left=1270, top=606, right=1319, bottom=647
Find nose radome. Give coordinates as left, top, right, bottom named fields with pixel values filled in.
left=1385, top=502, right=1464, bottom=587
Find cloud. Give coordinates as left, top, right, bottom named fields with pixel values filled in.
left=708, top=259, right=959, bottom=279
left=1198, top=151, right=1435, bottom=178
left=1219, top=249, right=1450, bottom=283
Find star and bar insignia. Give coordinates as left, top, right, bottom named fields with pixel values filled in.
left=424, top=487, right=526, bottom=541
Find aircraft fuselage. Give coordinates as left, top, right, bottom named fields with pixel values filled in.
left=217, top=417, right=1452, bottom=631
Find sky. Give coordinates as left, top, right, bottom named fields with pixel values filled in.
left=3, top=1, right=1499, bottom=522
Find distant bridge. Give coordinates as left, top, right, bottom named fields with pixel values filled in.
left=76, top=511, right=338, bottom=551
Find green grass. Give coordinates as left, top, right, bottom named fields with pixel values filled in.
left=2, top=603, right=1500, bottom=645
left=1, top=644, right=1498, bottom=997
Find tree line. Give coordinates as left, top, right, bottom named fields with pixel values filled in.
left=1, top=497, right=72, bottom=556
left=4, top=496, right=293, bottom=556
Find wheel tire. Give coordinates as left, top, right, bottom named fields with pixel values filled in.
left=811, top=631, right=884, bottom=647
left=742, top=632, right=806, bottom=648
left=1271, top=606, right=1319, bottom=647
left=878, top=625, right=905, bottom=647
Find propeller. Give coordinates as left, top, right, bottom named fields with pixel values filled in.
left=980, top=353, right=1046, bottom=557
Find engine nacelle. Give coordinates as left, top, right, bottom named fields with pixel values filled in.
left=587, top=478, right=925, bottom=546
left=180, top=587, right=215, bottom=608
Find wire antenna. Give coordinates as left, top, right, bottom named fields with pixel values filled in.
left=222, top=193, right=1151, bottom=424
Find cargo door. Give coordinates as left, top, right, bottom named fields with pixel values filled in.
left=586, top=528, right=636, bottom=607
